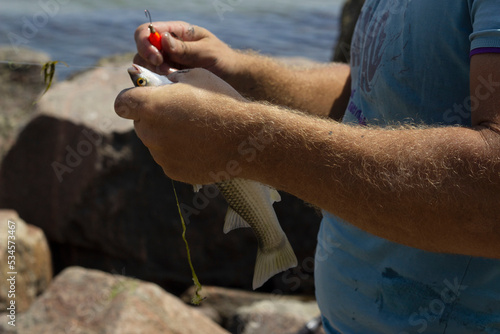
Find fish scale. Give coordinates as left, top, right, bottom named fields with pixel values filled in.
left=127, top=64, right=298, bottom=289
left=217, top=179, right=285, bottom=251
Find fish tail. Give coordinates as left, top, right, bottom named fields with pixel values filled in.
left=252, top=238, right=298, bottom=290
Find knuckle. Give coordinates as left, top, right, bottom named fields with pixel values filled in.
left=186, top=25, right=196, bottom=38
left=179, top=41, right=190, bottom=59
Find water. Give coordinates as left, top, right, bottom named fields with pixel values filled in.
left=0, top=0, right=343, bottom=79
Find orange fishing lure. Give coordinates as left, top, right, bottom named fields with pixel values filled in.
left=145, top=9, right=162, bottom=51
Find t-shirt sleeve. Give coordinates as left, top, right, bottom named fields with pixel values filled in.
left=469, top=0, right=500, bottom=55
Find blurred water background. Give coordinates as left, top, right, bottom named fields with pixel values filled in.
left=0, top=0, right=343, bottom=79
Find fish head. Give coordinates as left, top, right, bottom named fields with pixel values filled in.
left=127, top=64, right=173, bottom=87
left=128, top=64, right=153, bottom=87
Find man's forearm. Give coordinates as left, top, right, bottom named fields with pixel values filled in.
left=237, top=102, right=500, bottom=258
left=225, top=51, right=351, bottom=120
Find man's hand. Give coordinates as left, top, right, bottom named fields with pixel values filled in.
left=133, top=21, right=237, bottom=79
left=132, top=21, right=351, bottom=118
left=115, top=68, right=252, bottom=185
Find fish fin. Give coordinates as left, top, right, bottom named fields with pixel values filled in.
left=193, top=184, right=202, bottom=192
left=252, top=238, right=298, bottom=290
left=259, top=183, right=280, bottom=202
left=269, top=187, right=281, bottom=203
left=223, top=207, right=251, bottom=234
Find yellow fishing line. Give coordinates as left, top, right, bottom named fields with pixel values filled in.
left=171, top=179, right=205, bottom=305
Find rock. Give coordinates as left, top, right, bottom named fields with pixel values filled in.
left=34, top=54, right=133, bottom=133
left=0, top=46, right=50, bottom=158
left=181, top=285, right=324, bottom=333
left=229, top=299, right=324, bottom=334
left=182, top=285, right=289, bottom=325
left=0, top=55, right=322, bottom=295
left=0, top=266, right=229, bottom=334
left=0, top=210, right=52, bottom=313
left=332, top=0, right=366, bottom=63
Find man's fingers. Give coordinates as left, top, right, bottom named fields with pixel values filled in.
left=114, top=87, right=151, bottom=121
left=132, top=53, right=149, bottom=68
left=135, top=21, right=207, bottom=68
left=162, top=32, right=213, bottom=68
left=162, top=22, right=206, bottom=42
left=135, top=23, right=163, bottom=66
left=133, top=53, right=174, bottom=75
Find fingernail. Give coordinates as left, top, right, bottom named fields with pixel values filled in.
left=165, top=32, right=175, bottom=51
left=148, top=53, right=161, bottom=66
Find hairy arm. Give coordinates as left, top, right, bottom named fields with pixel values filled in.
left=237, top=53, right=500, bottom=258
left=118, top=35, right=500, bottom=258
left=223, top=52, right=351, bottom=120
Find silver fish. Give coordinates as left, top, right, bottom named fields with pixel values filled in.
left=127, top=64, right=297, bottom=289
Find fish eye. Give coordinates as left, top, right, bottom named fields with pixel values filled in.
left=136, top=78, right=147, bottom=86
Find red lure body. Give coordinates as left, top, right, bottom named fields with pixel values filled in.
left=148, top=26, right=162, bottom=51
left=145, top=10, right=162, bottom=51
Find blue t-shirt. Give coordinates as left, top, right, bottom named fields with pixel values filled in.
left=316, top=0, right=500, bottom=333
